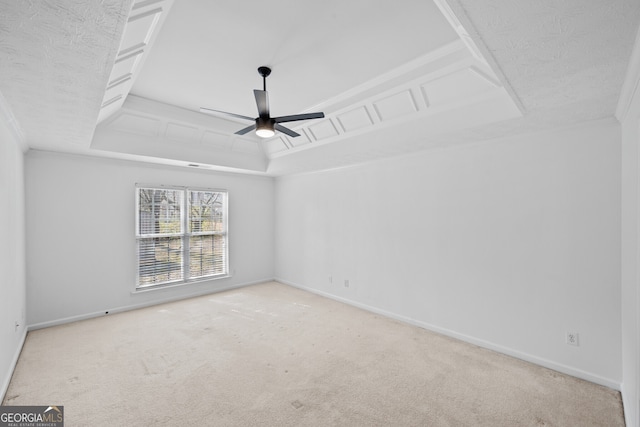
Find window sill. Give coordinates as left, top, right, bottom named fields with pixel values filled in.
left=131, top=274, right=231, bottom=295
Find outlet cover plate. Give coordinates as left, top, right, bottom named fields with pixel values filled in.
left=566, top=332, right=579, bottom=346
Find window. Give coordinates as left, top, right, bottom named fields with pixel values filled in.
left=136, top=186, right=228, bottom=289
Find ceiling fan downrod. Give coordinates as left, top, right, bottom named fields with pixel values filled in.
left=258, top=66, right=271, bottom=92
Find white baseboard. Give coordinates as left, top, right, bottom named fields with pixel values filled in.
left=28, top=278, right=273, bottom=331
left=621, top=382, right=636, bottom=427
left=1, top=328, right=27, bottom=403
left=22, top=276, right=622, bottom=392
left=277, top=278, right=621, bottom=391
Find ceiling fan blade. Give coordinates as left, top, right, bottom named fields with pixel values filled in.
left=275, top=124, right=300, bottom=138
left=254, top=90, right=269, bottom=117
left=273, top=112, right=325, bottom=123
left=199, top=107, right=254, bottom=122
left=235, top=124, right=256, bottom=135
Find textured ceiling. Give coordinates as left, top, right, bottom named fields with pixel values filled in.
left=0, top=0, right=132, bottom=147
left=450, top=0, right=640, bottom=128
left=0, top=1, right=639, bottom=175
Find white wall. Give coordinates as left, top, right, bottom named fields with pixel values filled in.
left=0, top=108, right=27, bottom=399
left=620, top=40, right=640, bottom=426
left=275, top=121, right=622, bottom=388
left=622, top=98, right=640, bottom=427
left=25, top=151, right=274, bottom=327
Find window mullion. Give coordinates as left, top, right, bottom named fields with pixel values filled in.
left=183, top=189, right=190, bottom=281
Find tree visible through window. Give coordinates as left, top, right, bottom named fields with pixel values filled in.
left=188, top=190, right=226, bottom=279
left=136, top=186, right=228, bottom=288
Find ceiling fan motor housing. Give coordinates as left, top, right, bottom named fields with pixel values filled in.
left=256, top=116, right=274, bottom=130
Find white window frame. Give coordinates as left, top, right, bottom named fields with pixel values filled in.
left=135, top=185, right=229, bottom=290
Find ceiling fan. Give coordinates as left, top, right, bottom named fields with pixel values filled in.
left=199, top=66, right=324, bottom=139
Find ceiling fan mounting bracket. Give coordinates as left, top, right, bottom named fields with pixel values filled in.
left=258, top=66, right=271, bottom=78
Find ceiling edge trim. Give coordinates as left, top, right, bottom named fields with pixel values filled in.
left=97, top=0, right=174, bottom=124
left=271, top=116, right=621, bottom=180
left=28, top=148, right=272, bottom=178
left=267, top=55, right=511, bottom=160
left=615, top=23, right=640, bottom=122
left=304, top=40, right=467, bottom=113
left=268, top=88, right=515, bottom=161
left=435, top=0, right=526, bottom=116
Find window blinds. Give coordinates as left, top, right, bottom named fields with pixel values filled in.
left=188, top=190, right=227, bottom=279
left=136, top=187, right=227, bottom=288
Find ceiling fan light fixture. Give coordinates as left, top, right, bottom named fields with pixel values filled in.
left=256, top=126, right=275, bottom=138
left=255, top=118, right=275, bottom=138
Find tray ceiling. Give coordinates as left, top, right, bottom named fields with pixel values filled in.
left=1, top=0, right=639, bottom=175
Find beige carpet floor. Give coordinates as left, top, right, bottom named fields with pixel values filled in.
left=3, top=282, right=625, bottom=426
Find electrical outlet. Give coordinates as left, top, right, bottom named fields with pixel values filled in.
left=344, top=280, right=349, bottom=288
left=328, top=275, right=332, bottom=284
left=566, top=332, right=579, bottom=346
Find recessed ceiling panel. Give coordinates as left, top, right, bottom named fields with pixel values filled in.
left=108, top=53, right=143, bottom=88
left=120, top=8, right=162, bottom=54
left=232, top=139, right=261, bottom=155
left=98, top=0, right=173, bottom=124
left=337, top=107, right=373, bottom=132
left=99, top=101, right=123, bottom=125
left=165, top=122, right=198, bottom=143
left=101, top=94, right=123, bottom=109
left=263, top=138, right=289, bottom=155
left=201, top=130, right=232, bottom=150
left=373, top=90, right=418, bottom=121
left=288, top=131, right=312, bottom=148
left=422, top=68, right=497, bottom=107
left=308, top=120, right=340, bottom=141
left=111, top=113, right=161, bottom=136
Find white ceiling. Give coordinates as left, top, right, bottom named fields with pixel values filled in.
left=1, top=0, right=639, bottom=175
left=133, top=0, right=459, bottom=116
